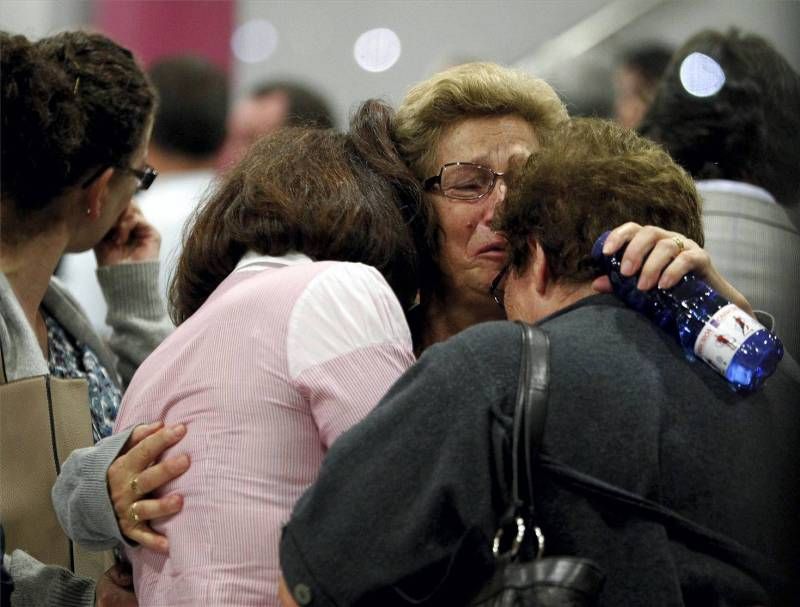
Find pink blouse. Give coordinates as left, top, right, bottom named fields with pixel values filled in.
left=114, top=253, right=414, bottom=606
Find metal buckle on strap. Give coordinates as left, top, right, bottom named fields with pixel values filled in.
left=491, top=518, right=545, bottom=560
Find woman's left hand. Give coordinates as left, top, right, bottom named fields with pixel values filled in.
left=94, top=202, right=161, bottom=266
left=592, top=222, right=754, bottom=316
left=108, top=421, right=190, bottom=553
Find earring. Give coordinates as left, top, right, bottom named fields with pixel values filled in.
left=86, top=208, right=91, bottom=216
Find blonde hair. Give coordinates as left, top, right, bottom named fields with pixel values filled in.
left=394, top=62, right=569, bottom=179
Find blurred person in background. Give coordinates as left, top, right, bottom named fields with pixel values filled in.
left=613, top=41, right=674, bottom=129
left=1, top=29, right=177, bottom=606
left=60, top=54, right=229, bottom=329
left=217, top=79, right=334, bottom=169
left=640, top=28, right=800, bottom=359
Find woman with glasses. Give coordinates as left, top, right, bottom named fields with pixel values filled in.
left=1, top=30, right=180, bottom=605
left=394, top=62, right=753, bottom=355
left=1, top=30, right=170, bottom=438
left=277, top=117, right=799, bottom=607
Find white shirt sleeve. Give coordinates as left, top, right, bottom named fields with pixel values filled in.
left=287, top=262, right=415, bottom=448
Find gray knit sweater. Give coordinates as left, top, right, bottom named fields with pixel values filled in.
left=1, top=261, right=171, bottom=607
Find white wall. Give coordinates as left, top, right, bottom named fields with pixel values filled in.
left=0, top=0, right=89, bottom=38
left=518, top=0, right=800, bottom=117
left=2, top=0, right=797, bottom=126
left=232, top=0, right=610, bottom=128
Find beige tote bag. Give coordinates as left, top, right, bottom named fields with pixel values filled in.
left=0, top=346, right=109, bottom=579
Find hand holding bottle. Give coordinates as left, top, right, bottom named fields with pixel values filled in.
left=593, top=230, right=783, bottom=391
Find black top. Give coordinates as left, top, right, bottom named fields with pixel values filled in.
left=280, top=294, right=800, bottom=606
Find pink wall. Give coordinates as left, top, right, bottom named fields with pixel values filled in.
left=93, top=0, right=234, bottom=71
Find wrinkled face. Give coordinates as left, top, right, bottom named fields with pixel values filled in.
left=428, top=114, right=538, bottom=304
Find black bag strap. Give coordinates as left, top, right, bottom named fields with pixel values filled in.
left=512, top=323, right=550, bottom=517
left=492, top=323, right=550, bottom=559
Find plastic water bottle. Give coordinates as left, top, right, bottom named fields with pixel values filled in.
left=592, top=230, right=783, bottom=391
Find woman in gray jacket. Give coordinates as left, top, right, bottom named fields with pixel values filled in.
left=0, top=30, right=180, bottom=606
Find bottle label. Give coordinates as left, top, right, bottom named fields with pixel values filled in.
left=694, top=304, right=763, bottom=374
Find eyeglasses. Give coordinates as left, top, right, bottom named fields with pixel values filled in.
left=120, top=164, right=158, bottom=191
left=423, top=162, right=506, bottom=201
left=490, top=264, right=510, bottom=308
left=81, top=164, right=158, bottom=192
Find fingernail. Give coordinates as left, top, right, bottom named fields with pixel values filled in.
left=602, top=239, right=615, bottom=254
left=621, top=260, right=633, bottom=275
left=177, top=453, right=190, bottom=468
left=170, top=424, right=186, bottom=439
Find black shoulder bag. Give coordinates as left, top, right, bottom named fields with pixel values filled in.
left=471, top=323, right=605, bottom=607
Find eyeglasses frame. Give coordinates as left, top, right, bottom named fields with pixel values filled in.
left=490, top=263, right=510, bottom=308
left=423, top=161, right=506, bottom=201
left=81, top=163, right=158, bottom=192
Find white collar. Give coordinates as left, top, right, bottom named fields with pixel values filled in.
left=696, top=179, right=777, bottom=205
left=234, top=251, right=313, bottom=273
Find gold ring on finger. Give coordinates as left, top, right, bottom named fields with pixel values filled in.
left=672, top=235, right=685, bottom=253
left=130, top=475, right=141, bottom=496
left=128, top=502, right=141, bottom=525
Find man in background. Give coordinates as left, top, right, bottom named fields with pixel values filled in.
left=59, top=55, right=229, bottom=328
left=217, top=80, right=334, bottom=170
left=613, top=42, right=673, bottom=129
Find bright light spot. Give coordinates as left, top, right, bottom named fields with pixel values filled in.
left=679, top=52, right=725, bottom=97
left=231, top=20, right=279, bottom=64
left=353, top=28, right=401, bottom=73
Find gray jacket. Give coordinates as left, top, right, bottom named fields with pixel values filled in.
left=700, top=182, right=800, bottom=359
left=281, top=296, right=800, bottom=606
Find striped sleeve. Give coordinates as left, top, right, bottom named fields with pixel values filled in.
left=287, top=263, right=414, bottom=448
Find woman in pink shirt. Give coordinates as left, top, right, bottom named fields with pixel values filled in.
left=112, top=101, right=420, bottom=606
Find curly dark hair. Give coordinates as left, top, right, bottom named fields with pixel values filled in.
left=496, top=118, right=702, bottom=282
left=640, top=28, right=800, bottom=207
left=1, top=30, right=155, bottom=241
left=170, top=99, right=419, bottom=324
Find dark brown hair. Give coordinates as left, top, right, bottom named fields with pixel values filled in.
left=149, top=55, right=229, bottom=158
left=170, top=100, right=419, bottom=324
left=251, top=80, right=334, bottom=129
left=1, top=30, right=155, bottom=241
left=640, top=28, right=800, bottom=207
left=496, top=117, right=703, bottom=282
